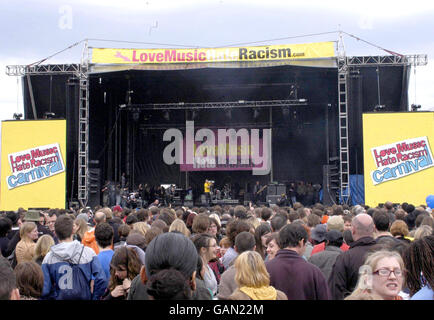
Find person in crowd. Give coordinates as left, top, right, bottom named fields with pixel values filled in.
left=34, top=234, right=55, bottom=265
left=343, top=229, right=354, bottom=246
left=125, top=233, right=147, bottom=265
left=5, top=211, right=20, bottom=242
left=218, top=231, right=256, bottom=300
left=194, top=251, right=214, bottom=299
left=15, top=222, right=39, bottom=264
left=114, top=224, right=131, bottom=249
left=192, top=233, right=219, bottom=297
left=0, top=256, right=20, bottom=300
left=147, top=268, right=194, bottom=300
left=103, top=246, right=142, bottom=300
left=265, top=232, right=280, bottom=262
left=157, top=209, right=176, bottom=227
left=151, top=219, right=168, bottom=233
left=144, top=227, right=164, bottom=248
left=343, top=214, right=353, bottom=231
left=402, top=235, right=433, bottom=300
left=169, top=219, right=191, bottom=238
left=260, top=207, right=273, bottom=224
left=308, top=230, right=343, bottom=282
left=266, top=223, right=331, bottom=300
left=254, top=222, right=272, bottom=260
left=6, top=210, right=53, bottom=265
left=309, top=223, right=327, bottom=248
left=103, top=207, right=121, bottom=245
left=218, top=237, right=231, bottom=262
left=328, top=213, right=377, bottom=300
left=125, top=214, right=139, bottom=227
left=390, top=220, right=413, bottom=243
left=41, top=214, right=106, bottom=300
left=46, top=210, right=58, bottom=235
left=73, top=217, right=89, bottom=243
left=413, top=225, right=432, bottom=240
left=82, top=210, right=106, bottom=254
left=191, top=213, right=210, bottom=236
left=14, top=261, right=44, bottom=300
left=307, top=214, right=321, bottom=231
left=372, top=209, right=398, bottom=243
left=95, top=222, right=115, bottom=281
left=0, top=217, right=12, bottom=257
left=383, top=201, right=396, bottom=224
left=270, top=215, right=287, bottom=232
left=310, top=215, right=349, bottom=255
left=221, top=220, right=251, bottom=269
left=128, top=232, right=208, bottom=300
left=346, top=250, right=405, bottom=300
left=132, top=221, right=151, bottom=237
left=228, top=251, right=287, bottom=300
left=208, top=215, right=223, bottom=243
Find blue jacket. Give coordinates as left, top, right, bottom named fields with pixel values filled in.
left=41, top=240, right=106, bottom=300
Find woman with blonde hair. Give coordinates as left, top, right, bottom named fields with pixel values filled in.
left=15, top=222, right=39, bottom=264
left=169, top=219, right=191, bottom=238
left=73, top=217, right=89, bottom=242
left=132, top=221, right=151, bottom=237
left=228, top=251, right=287, bottom=300
left=346, top=250, right=405, bottom=300
left=34, top=234, right=55, bottom=265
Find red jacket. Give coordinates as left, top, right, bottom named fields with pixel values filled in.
left=310, top=242, right=350, bottom=256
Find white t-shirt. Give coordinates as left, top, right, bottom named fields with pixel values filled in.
left=203, top=264, right=218, bottom=297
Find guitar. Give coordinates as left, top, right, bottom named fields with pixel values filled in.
left=255, top=185, right=267, bottom=195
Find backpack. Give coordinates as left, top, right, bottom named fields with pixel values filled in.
left=56, top=245, right=92, bottom=300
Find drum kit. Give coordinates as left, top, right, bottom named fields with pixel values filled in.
left=211, top=183, right=232, bottom=200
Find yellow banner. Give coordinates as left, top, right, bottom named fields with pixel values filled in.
left=0, top=120, right=67, bottom=210
left=91, top=42, right=335, bottom=64
left=363, top=112, right=434, bottom=208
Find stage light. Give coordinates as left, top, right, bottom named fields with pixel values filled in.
left=13, top=113, right=22, bottom=120
left=44, top=112, right=56, bottom=119
left=164, top=110, right=170, bottom=121
left=282, top=107, right=290, bottom=117
left=192, top=110, right=198, bottom=119
left=374, top=104, right=385, bottom=112
left=411, top=104, right=421, bottom=111
left=253, top=108, right=260, bottom=119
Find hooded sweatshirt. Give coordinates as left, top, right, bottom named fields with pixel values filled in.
left=41, top=240, right=106, bottom=300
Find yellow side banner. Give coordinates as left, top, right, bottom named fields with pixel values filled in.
left=91, top=42, right=335, bottom=64
left=0, top=120, right=66, bottom=210
left=363, top=112, right=434, bottom=208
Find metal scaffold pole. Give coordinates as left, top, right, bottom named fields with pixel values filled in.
left=78, top=40, right=90, bottom=207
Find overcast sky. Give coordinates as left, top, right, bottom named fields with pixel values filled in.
left=1, top=0, right=433, bottom=123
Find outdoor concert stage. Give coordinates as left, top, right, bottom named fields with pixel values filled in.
left=20, top=48, right=411, bottom=207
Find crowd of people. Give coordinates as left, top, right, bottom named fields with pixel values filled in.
left=0, top=199, right=433, bottom=300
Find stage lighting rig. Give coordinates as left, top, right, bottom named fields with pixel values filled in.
left=44, top=112, right=56, bottom=119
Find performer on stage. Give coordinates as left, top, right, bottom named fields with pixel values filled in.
left=204, top=179, right=213, bottom=205
left=253, top=180, right=266, bottom=204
